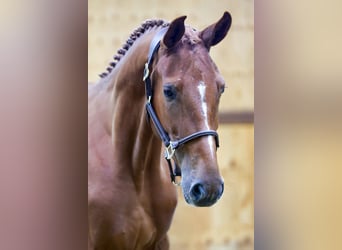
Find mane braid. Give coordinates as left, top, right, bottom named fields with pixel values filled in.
left=99, top=19, right=170, bottom=78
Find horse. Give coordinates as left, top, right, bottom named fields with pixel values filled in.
left=88, top=11, right=232, bottom=250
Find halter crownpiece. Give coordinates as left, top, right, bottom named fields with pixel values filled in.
left=143, top=27, right=220, bottom=184
left=143, top=27, right=168, bottom=102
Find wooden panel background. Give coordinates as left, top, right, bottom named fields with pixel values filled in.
left=88, top=0, right=254, bottom=249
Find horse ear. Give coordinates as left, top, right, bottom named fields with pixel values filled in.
left=200, top=11, right=232, bottom=49
left=163, top=16, right=187, bottom=48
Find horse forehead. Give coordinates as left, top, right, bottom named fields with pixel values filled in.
left=184, top=80, right=217, bottom=97
left=168, top=50, right=216, bottom=77
left=184, top=59, right=218, bottom=85
left=169, top=65, right=218, bottom=89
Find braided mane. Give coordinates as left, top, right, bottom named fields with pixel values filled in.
left=99, top=19, right=170, bottom=78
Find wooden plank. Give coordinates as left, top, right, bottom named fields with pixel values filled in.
left=219, top=110, right=254, bottom=124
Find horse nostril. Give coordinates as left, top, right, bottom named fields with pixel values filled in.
left=188, top=180, right=224, bottom=206
left=190, top=183, right=206, bottom=202
left=219, top=182, right=224, bottom=197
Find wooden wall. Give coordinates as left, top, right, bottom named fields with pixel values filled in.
left=88, top=0, right=254, bottom=249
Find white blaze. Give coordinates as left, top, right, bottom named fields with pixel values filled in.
left=197, top=81, right=215, bottom=157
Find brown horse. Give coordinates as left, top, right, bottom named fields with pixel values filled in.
left=88, top=12, right=232, bottom=250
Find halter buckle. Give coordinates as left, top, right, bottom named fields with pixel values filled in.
left=143, top=62, right=149, bottom=81
left=172, top=177, right=181, bottom=186
left=165, top=144, right=175, bottom=160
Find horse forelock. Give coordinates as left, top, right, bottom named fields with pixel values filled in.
left=99, top=19, right=170, bottom=78
left=181, top=27, right=201, bottom=46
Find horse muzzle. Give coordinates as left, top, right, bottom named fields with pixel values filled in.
left=184, top=178, right=224, bottom=207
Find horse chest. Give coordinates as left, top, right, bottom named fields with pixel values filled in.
left=119, top=204, right=158, bottom=248
left=89, top=179, right=174, bottom=249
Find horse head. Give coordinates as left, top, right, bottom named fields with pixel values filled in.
left=150, top=12, right=232, bottom=206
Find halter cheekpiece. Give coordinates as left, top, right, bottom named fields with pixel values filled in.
left=143, top=28, right=220, bottom=185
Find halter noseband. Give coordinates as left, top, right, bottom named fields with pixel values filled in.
left=143, top=28, right=220, bottom=184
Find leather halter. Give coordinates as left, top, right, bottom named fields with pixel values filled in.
left=143, top=28, right=220, bottom=184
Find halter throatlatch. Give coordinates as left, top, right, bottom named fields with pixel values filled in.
left=143, top=28, right=220, bottom=185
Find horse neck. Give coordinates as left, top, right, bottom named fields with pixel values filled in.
left=106, top=29, right=163, bottom=182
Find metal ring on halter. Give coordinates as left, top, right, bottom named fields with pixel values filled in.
left=165, top=144, right=176, bottom=160
left=172, top=176, right=181, bottom=186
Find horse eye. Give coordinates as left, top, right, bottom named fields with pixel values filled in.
left=163, top=85, right=177, bottom=100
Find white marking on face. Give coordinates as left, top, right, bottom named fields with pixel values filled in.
left=197, top=81, right=215, bottom=157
